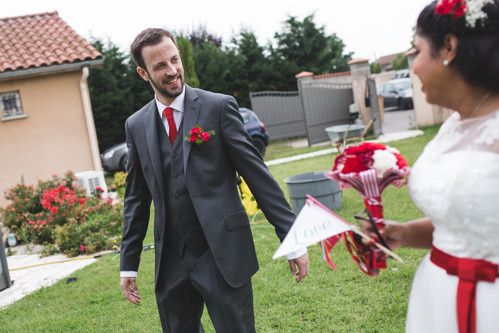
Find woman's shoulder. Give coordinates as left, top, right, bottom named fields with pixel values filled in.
left=431, top=111, right=460, bottom=138
left=474, top=109, right=499, bottom=147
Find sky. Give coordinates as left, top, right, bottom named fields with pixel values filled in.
left=2, top=0, right=432, bottom=61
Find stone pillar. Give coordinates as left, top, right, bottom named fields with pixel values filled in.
left=295, top=71, right=314, bottom=146
left=349, top=58, right=383, bottom=134
left=348, top=59, right=371, bottom=126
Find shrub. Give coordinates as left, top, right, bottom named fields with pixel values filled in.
left=0, top=172, right=83, bottom=244
left=111, top=172, right=127, bottom=199
left=54, top=223, right=85, bottom=257
left=239, top=177, right=259, bottom=219
left=0, top=171, right=123, bottom=256
left=1, top=183, right=38, bottom=236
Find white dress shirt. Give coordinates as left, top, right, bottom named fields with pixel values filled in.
left=155, top=86, right=186, bottom=135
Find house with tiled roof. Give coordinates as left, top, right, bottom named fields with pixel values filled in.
left=375, top=53, right=400, bottom=71
left=0, top=11, right=103, bottom=205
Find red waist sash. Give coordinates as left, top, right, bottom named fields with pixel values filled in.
left=430, top=246, right=498, bottom=333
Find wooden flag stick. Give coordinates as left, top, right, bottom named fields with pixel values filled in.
left=350, top=225, right=404, bottom=263
left=304, top=194, right=404, bottom=263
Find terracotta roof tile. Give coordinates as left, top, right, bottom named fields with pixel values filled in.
left=312, top=71, right=351, bottom=79
left=0, top=11, right=102, bottom=74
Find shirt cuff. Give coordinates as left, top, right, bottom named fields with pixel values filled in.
left=120, top=271, right=137, bottom=278
left=286, top=248, right=307, bottom=260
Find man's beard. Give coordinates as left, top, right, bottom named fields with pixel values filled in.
left=150, top=74, right=184, bottom=99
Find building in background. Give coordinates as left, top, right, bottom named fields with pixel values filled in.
left=0, top=12, right=103, bottom=206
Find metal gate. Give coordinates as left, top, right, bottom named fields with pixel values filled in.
left=298, top=77, right=354, bottom=144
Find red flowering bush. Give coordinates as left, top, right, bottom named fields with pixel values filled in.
left=0, top=171, right=122, bottom=256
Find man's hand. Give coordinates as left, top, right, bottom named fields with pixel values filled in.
left=288, top=253, right=309, bottom=283
left=120, top=277, right=141, bottom=304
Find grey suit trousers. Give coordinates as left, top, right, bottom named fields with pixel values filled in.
left=155, top=245, right=256, bottom=333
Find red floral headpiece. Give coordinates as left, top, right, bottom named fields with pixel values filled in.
left=435, top=0, right=495, bottom=27
left=435, top=0, right=467, bottom=18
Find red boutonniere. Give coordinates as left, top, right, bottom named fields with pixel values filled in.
left=185, top=125, right=216, bottom=145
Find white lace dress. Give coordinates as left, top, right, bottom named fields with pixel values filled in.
left=406, top=110, right=499, bottom=332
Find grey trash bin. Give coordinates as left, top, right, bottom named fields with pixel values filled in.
left=284, top=171, right=342, bottom=215
left=0, top=231, right=12, bottom=291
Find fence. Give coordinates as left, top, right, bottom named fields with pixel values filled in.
left=249, top=91, right=306, bottom=140
left=250, top=73, right=354, bottom=144
left=298, top=75, right=354, bottom=144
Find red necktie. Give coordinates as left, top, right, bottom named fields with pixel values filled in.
left=163, top=107, right=177, bottom=144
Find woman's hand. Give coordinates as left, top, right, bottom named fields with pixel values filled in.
left=361, top=219, right=406, bottom=250
left=361, top=217, right=434, bottom=250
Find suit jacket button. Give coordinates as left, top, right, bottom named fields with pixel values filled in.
left=175, top=192, right=181, bottom=198
left=172, top=152, right=177, bottom=158
left=173, top=172, right=178, bottom=178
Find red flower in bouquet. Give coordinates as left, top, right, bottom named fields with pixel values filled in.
left=324, top=142, right=410, bottom=276
left=185, top=125, right=216, bottom=145
left=333, top=142, right=408, bottom=180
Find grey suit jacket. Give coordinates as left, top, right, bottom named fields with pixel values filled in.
left=120, top=86, right=296, bottom=288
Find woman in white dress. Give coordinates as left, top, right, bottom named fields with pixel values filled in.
left=364, top=1, right=499, bottom=332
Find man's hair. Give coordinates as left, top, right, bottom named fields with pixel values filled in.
left=416, top=0, right=499, bottom=92
left=130, top=28, right=177, bottom=69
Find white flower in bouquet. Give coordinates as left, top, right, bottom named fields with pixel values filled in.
left=372, top=149, right=398, bottom=178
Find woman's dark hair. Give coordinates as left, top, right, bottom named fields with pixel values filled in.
left=130, top=28, right=177, bottom=69
left=416, top=0, right=499, bottom=92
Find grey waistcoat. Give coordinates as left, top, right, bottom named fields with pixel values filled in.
left=157, top=115, right=208, bottom=257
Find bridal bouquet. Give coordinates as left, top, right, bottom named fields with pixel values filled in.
left=324, top=142, right=410, bottom=276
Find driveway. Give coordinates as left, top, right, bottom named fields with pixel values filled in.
left=382, top=109, right=416, bottom=133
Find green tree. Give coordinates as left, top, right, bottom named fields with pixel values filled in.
left=392, top=54, right=408, bottom=70
left=192, top=17, right=353, bottom=105
left=370, top=62, right=382, bottom=74
left=187, top=27, right=248, bottom=100
left=193, top=41, right=232, bottom=94
left=228, top=30, right=280, bottom=106
left=88, top=39, right=133, bottom=151
left=272, top=13, right=352, bottom=84
left=124, top=58, right=153, bottom=113
left=177, top=37, right=200, bottom=87
left=186, top=25, right=223, bottom=48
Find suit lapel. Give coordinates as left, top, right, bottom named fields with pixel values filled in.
left=144, top=101, right=168, bottom=200
left=182, top=86, right=201, bottom=171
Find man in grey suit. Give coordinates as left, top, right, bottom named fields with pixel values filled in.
left=120, top=28, right=309, bottom=333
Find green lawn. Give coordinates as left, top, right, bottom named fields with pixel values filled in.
left=0, top=126, right=439, bottom=332
left=263, top=138, right=331, bottom=162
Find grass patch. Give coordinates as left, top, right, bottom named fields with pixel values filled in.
left=0, top=126, right=440, bottom=332
left=264, top=138, right=331, bottom=161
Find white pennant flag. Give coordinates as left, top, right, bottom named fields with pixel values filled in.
left=273, top=199, right=352, bottom=259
